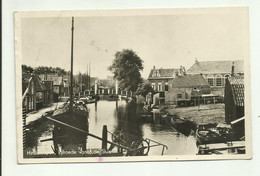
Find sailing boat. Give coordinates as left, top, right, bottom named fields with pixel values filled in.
left=41, top=17, right=89, bottom=155
left=48, top=17, right=89, bottom=121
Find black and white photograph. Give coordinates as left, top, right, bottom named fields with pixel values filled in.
left=15, top=7, right=251, bottom=163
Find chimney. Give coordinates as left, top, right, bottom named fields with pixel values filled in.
left=195, top=58, right=198, bottom=64
left=231, top=62, right=235, bottom=76
left=183, top=66, right=186, bottom=75
left=153, top=66, right=155, bottom=70
left=179, top=66, right=183, bottom=76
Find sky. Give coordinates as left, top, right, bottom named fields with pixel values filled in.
left=21, top=8, right=249, bottom=79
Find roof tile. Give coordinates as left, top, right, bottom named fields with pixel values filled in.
left=228, top=76, right=244, bottom=106
left=187, top=60, right=244, bottom=74
left=172, top=74, right=210, bottom=88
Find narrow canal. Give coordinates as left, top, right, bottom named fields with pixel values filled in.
left=25, top=98, right=198, bottom=157
left=85, top=98, right=197, bottom=156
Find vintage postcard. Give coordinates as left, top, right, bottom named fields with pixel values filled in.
left=15, top=7, right=251, bottom=163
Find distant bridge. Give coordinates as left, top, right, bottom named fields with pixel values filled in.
left=83, top=88, right=135, bottom=97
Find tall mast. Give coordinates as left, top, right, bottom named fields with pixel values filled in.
left=69, top=17, right=74, bottom=111
left=89, top=61, right=91, bottom=90
left=86, top=63, right=88, bottom=91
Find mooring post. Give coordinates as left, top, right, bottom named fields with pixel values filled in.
left=22, top=107, right=27, bottom=149
left=102, top=125, right=108, bottom=150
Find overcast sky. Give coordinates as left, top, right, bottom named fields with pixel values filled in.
left=21, top=8, right=249, bottom=79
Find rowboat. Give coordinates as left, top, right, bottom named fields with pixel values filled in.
left=169, top=115, right=195, bottom=136
left=196, top=123, right=231, bottom=145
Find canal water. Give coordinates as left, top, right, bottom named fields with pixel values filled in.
left=85, top=99, right=197, bottom=156
left=25, top=98, right=198, bottom=157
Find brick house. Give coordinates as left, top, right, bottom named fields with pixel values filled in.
left=147, top=66, right=187, bottom=104
left=187, top=59, right=244, bottom=96
left=147, top=66, right=186, bottom=92
left=165, top=74, right=211, bottom=105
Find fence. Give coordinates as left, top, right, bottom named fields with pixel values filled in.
left=164, top=96, right=224, bottom=107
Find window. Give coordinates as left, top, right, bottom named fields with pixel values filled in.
left=152, top=84, right=155, bottom=90
left=158, top=84, right=161, bottom=91
left=216, top=78, right=222, bottom=86
left=215, top=75, right=222, bottom=87
left=153, top=70, right=160, bottom=77
left=165, top=85, right=168, bottom=91
left=208, top=78, right=214, bottom=86
left=177, top=94, right=182, bottom=99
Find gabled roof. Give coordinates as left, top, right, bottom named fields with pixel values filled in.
left=34, top=75, right=47, bottom=91
left=187, top=60, right=244, bottom=75
left=22, top=74, right=47, bottom=93
left=227, top=76, right=244, bottom=106
left=172, top=75, right=210, bottom=88
left=52, top=76, right=63, bottom=86
left=148, top=68, right=180, bottom=79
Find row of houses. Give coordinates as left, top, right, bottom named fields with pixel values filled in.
left=147, top=59, right=244, bottom=105
left=147, top=59, right=245, bottom=129
left=22, top=72, right=117, bottom=112
left=22, top=73, right=97, bottom=112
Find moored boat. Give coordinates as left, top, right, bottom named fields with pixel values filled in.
left=196, top=123, right=231, bottom=145
left=169, top=115, right=195, bottom=136
left=43, top=17, right=89, bottom=126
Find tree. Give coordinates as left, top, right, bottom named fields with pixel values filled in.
left=108, top=49, right=143, bottom=92
left=136, top=82, right=155, bottom=97
left=33, top=66, right=68, bottom=76
left=22, top=64, right=34, bottom=74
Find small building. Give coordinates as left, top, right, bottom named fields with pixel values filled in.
left=22, top=74, right=52, bottom=112
left=165, top=74, right=210, bottom=105
left=224, top=76, right=244, bottom=123
left=52, top=76, right=64, bottom=102
left=187, top=59, right=244, bottom=96
left=39, top=73, right=66, bottom=100
left=42, top=80, right=54, bottom=106
left=147, top=66, right=186, bottom=104
left=224, top=76, right=245, bottom=139
left=147, top=66, right=186, bottom=92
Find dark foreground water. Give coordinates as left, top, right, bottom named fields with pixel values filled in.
left=24, top=99, right=198, bottom=157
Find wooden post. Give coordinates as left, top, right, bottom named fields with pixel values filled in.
left=213, top=97, right=215, bottom=105
left=115, top=80, right=118, bottom=95
left=95, top=80, right=98, bottom=95
left=23, top=107, right=27, bottom=149
left=102, top=125, right=108, bottom=150
left=204, top=98, right=205, bottom=104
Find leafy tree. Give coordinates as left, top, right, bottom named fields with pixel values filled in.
left=22, top=64, right=34, bottom=74
left=33, top=66, right=68, bottom=76
left=136, top=82, right=155, bottom=97
left=108, top=49, right=143, bottom=92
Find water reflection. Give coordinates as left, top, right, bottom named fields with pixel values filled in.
left=25, top=97, right=198, bottom=157
left=87, top=98, right=197, bottom=155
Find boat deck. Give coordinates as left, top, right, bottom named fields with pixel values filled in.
left=198, top=141, right=245, bottom=155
